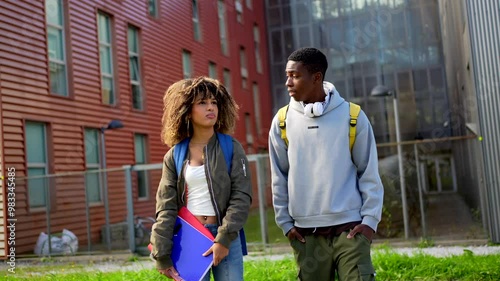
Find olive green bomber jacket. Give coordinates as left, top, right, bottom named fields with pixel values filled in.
left=150, top=134, right=252, bottom=270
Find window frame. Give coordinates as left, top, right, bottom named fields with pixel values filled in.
left=84, top=127, right=103, bottom=205
left=25, top=121, right=50, bottom=211
left=208, top=61, right=217, bottom=79
left=218, top=0, right=229, bottom=56
left=134, top=134, right=149, bottom=200
left=223, top=68, right=232, bottom=95
left=235, top=0, right=244, bottom=24
left=98, top=11, right=116, bottom=105
left=127, top=25, right=144, bottom=111
left=240, top=46, right=248, bottom=89
left=45, top=0, right=70, bottom=97
left=252, top=82, right=262, bottom=136
left=253, top=24, right=263, bottom=73
left=148, top=0, right=159, bottom=18
left=192, top=0, right=201, bottom=41
left=182, top=50, right=192, bottom=79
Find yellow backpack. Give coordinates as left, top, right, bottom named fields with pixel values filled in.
left=277, top=102, right=361, bottom=150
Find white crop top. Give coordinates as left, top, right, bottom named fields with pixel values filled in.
left=185, top=164, right=215, bottom=216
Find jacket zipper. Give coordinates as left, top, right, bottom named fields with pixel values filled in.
left=180, top=159, right=188, bottom=205
left=241, top=159, right=247, bottom=177
left=204, top=145, right=222, bottom=225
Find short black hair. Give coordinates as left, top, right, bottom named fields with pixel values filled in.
left=288, top=47, right=328, bottom=80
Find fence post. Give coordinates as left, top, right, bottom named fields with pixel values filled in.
left=123, top=165, right=136, bottom=253
left=46, top=176, right=52, bottom=256
left=256, top=155, right=269, bottom=246
left=84, top=172, right=92, bottom=253
left=415, top=144, right=427, bottom=237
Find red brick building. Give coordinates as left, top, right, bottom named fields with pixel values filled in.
left=0, top=0, right=272, bottom=256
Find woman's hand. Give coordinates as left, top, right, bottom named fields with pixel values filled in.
left=158, top=266, right=184, bottom=280
left=203, top=242, right=229, bottom=266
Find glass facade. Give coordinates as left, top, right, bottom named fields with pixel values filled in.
left=266, top=0, right=451, bottom=150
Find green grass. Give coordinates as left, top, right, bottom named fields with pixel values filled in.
left=4, top=251, right=500, bottom=280
left=244, top=208, right=287, bottom=244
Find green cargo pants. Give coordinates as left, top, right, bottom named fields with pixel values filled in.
left=289, top=231, right=375, bottom=281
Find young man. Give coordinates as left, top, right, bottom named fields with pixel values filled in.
left=268, top=47, right=384, bottom=280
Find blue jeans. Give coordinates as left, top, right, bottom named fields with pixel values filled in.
left=201, top=224, right=243, bottom=281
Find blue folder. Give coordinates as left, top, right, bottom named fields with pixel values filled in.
left=149, top=207, right=215, bottom=281
left=171, top=215, right=214, bottom=281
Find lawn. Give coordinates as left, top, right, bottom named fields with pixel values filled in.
left=3, top=249, right=500, bottom=280
left=244, top=207, right=287, bottom=245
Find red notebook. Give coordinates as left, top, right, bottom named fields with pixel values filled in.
left=149, top=207, right=215, bottom=281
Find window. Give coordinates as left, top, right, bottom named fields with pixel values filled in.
left=128, top=25, right=143, bottom=110
left=235, top=0, right=243, bottom=23
left=240, top=46, right=248, bottom=88
left=26, top=122, right=48, bottom=209
left=134, top=134, right=149, bottom=199
left=84, top=128, right=102, bottom=203
left=45, top=0, right=68, bottom=96
left=209, top=62, right=217, bottom=79
left=218, top=0, right=229, bottom=55
left=252, top=83, right=262, bottom=136
left=223, top=68, right=231, bottom=94
left=98, top=12, right=115, bottom=105
left=246, top=0, right=252, bottom=9
left=192, top=0, right=201, bottom=41
left=148, top=0, right=158, bottom=18
left=253, top=24, right=262, bottom=73
left=182, top=50, right=192, bottom=79
left=244, top=113, right=254, bottom=153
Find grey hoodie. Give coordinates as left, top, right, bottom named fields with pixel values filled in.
left=268, top=82, right=384, bottom=236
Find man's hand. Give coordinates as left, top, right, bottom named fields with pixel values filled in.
left=347, top=224, right=375, bottom=242
left=287, top=227, right=305, bottom=243
left=203, top=242, right=229, bottom=266
left=158, top=267, right=184, bottom=280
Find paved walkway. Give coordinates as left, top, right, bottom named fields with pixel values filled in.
left=2, top=241, right=499, bottom=276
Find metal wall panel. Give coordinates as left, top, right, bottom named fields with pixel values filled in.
left=467, top=0, right=500, bottom=243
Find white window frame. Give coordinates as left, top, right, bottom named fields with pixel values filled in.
left=218, top=0, right=229, bottom=55
left=192, top=0, right=201, bottom=41
left=128, top=25, right=143, bottom=110
left=98, top=12, right=115, bottom=105
left=134, top=134, right=149, bottom=200
left=182, top=50, right=192, bottom=79
left=254, top=24, right=263, bottom=73
left=26, top=122, right=49, bottom=210
left=235, top=0, right=243, bottom=23
left=45, top=0, right=68, bottom=96
left=244, top=113, right=254, bottom=153
left=240, top=46, right=248, bottom=89
left=223, top=68, right=232, bottom=94
left=84, top=128, right=103, bottom=204
left=209, top=61, right=217, bottom=79
left=148, top=0, right=159, bottom=18
left=252, top=83, right=262, bottom=136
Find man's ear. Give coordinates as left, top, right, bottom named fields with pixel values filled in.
left=313, top=72, right=323, bottom=84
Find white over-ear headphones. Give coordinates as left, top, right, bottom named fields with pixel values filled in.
left=303, top=93, right=331, bottom=117
left=304, top=102, right=324, bottom=117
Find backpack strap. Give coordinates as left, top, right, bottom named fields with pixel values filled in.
left=215, top=133, right=248, bottom=255
left=216, top=132, right=233, bottom=173
left=349, top=102, right=361, bottom=151
left=173, top=138, right=191, bottom=177
left=277, top=105, right=289, bottom=147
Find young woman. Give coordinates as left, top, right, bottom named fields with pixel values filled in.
left=151, top=76, right=252, bottom=281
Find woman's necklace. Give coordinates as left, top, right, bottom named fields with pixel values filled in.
left=189, top=142, right=207, bottom=162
